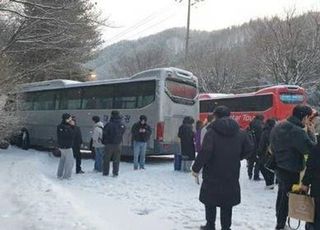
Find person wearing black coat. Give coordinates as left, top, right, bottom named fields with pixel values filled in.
left=247, top=114, right=264, bottom=180
left=70, top=116, right=84, bottom=174
left=301, top=141, right=320, bottom=230
left=56, top=113, right=75, bottom=179
left=178, top=116, right=195, bottom=172
left=270, top=105, right=317, bottom=230
left=192, top=106, right=254, bottom=230
left=131, top=115, right=152, bottom=170
left=102, top=110, right=126, bottom=176
left=257, top=118, right=276, bottom=188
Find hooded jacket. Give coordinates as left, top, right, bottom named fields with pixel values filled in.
left=257, top=120, right=276, bottom=161
left=178, top=123, right=195, bottom=160
left=102, top=114, right=126, bottom=145
left=192, top=117, right=254, bottom=207
left=270, top=116, right=317, bottom=173
left=57, top=121, right=75, bottom=149
left=92, top=121, right=104, bottom=148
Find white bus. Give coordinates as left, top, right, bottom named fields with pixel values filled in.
left=16, top=67, right=199, bottom=155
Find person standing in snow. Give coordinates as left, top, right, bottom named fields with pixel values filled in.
left=56, top=113, right=75, bottom=179
left=178, top=116, right=196, bottom=172
left=247, top=114, right=264, bottom=181
left=257, top=118, right=276, bottom=189
left=270, top=105, right=317, bottom=230
left=131, top=115, right=152, bottom=170
left=192, top=106, right=254, bottom=230
left=102, top=111, right=126, bottom=177
left=70, top=116, right=84, bottom=174
left=301, top=139, right=320, bottom=230
left=92, top=116, right=104, bottom=172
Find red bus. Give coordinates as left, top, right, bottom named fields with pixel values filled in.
left=199, top=85, right=307, bottom=129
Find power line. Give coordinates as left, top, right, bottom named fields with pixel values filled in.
left=105, top=4, right=174, bottom=46
left=126, top=13, right=176, bottom=41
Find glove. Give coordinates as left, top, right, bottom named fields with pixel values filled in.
left=300, top=184, right=309, bottom=193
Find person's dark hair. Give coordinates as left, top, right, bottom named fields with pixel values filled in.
left=292, top=105, right=313, bottom=121
left=264, top=118, right=276, bottom=129
left=183, top=116, right=195, bottom=125
left=255, top=114, right=264, bottom=121
left=213, top=106, right=231, bottom=119
left=207, top=114, right=214, bottom=123
left=111, top=110, right=121, bottom=119
left=196, top=120, right=204, bottom=130
left=62, top=113, right=71, bottom=121
left=139, top=115, right=147, bottom=122
left=92, top=116, right=100, bottom=123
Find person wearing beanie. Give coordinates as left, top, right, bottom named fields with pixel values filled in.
left=56, top=113, right=76, bottom=179
left=131, top=115, right=152, bottom=170
left=192, top=106, right=254, bottom=230
left=270, top=104, right=317, bottom=230
left=102, top=110, right=126, bottom=176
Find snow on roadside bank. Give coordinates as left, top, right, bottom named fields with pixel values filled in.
left=0, top=147, right=277, bottom=230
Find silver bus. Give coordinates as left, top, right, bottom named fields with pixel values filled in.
left=16, top=67, right=199, bottom=155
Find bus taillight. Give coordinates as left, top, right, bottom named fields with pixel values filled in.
left=156, top=122, right=164, bottom=141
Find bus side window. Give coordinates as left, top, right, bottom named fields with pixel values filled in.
left=59, top=88, right=82, bottom=110
left=85, top=97, right=97, bottom=109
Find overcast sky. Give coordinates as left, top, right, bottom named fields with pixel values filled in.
left=95, top=0, right=320, bottom=46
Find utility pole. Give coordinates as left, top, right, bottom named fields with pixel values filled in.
left=185, top=0, right=191, bottom=62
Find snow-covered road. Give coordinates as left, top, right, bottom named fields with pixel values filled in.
left=0, top=147, right=278, bottom=230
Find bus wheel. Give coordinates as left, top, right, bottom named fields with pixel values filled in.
left=21, top=130, right=30, bottom=150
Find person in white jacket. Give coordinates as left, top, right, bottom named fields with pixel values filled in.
left=92, top=116, right=104, bottom=172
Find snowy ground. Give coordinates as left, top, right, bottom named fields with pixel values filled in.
left=0, top=147, right=279, bottom=230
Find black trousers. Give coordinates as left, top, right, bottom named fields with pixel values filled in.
left=275, top=169, right=300, bottom=229
left=260, top=164, right=275, bottom=186
left=103, top=144, right=121, bottom=176
left=205, top=204, right=232, bottom=230
left=247, top=157, right=260, bottom=179
left=305, top=197, right=320, bottom=230
left=72, top=147, right=82, bottom=173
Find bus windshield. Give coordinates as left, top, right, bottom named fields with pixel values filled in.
left=279, top=93, right=305, bottom=104
left=165, top=79, right=197, bottom=104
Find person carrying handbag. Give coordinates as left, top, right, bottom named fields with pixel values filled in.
left=300, top=138, right=320, bottom=230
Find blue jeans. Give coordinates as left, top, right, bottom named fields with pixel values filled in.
left=94, top=147, right=104, bottom=172
left=133, top=141, right=147, bottom=169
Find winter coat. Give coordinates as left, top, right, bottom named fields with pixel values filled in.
left=195, top=128, right=202, bottom=153
left=302, top=144, right=320, bottom=197
left=249, top=118, right=264, bottom=146
left=57, top=122, right=75, bottom=149
left=131, top=122, right=152, bottom=142
left=178, top=124, right=195, bottom=160
left=257, top=124, right=274, bottom=164
left=72, top=125, right=83, bottom=150
left=270, top=116, right=317, bottom=173
left=192, top=117, right=254, bottom=207
left=92, top=121, right=104, bottom=148
left=102, top=116, right=126, bottom=145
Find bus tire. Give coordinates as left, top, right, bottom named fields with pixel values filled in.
left=21, top=129, right=30, bottom=150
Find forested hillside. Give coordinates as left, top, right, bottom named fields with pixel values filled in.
left=88, top=12, right=320, bottom=107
